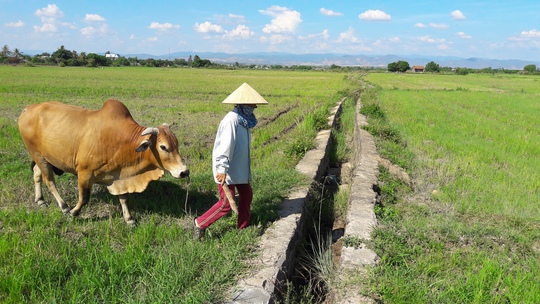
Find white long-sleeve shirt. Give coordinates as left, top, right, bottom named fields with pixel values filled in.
left=212, top=110, right=251, bottom=185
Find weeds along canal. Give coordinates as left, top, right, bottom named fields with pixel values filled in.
left=229, top=97, right=360, bottom=303
left=275, top=166, right=345, bottom=304
left=273, top=97, right=355, bottom=303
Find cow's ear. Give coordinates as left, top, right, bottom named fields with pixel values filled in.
left=135, top=139, right=152, bottom=152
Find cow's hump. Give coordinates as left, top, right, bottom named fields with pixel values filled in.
left=100, top=99, right=134, bottom=120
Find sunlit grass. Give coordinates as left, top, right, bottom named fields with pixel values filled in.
left=367, top=72, right=540, bottom=94
left=0, top=66, right=351, bottom=303
left=362, top=72, right=540, bottom=303
left=378, top=88, right=540, bottom=218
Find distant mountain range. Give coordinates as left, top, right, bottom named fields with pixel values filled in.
left=21, top=49, right=539, bottom=70
left=122, top=52, right=539, bottom=70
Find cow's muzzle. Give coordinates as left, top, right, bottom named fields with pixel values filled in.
left=170, top=168, right=190, bottom=179
left=180, top=169, right=190, bottom=178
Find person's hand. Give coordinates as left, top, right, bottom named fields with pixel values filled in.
left=216, top=173, right=227, bottom=184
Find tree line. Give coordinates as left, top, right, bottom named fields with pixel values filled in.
left=387, top=60, right=538, bottom=75
left=1, top=45, right=214, bottom=68
left=0, top=45, right=354, bottom=70
left=2, top=44, right=538, bottom=74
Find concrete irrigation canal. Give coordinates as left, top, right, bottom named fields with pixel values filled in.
left=228, top=95, right=380, bottom=304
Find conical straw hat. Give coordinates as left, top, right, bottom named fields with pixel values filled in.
left=222, top=83, right=269, bottom=104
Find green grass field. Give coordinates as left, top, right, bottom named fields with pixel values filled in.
left=0, top=66, right=352, bottom=303
left=362, top=73, right=540, bottom=303
left=2, top=66, right=539, bottom=303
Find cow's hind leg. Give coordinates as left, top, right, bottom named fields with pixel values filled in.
left=33, top=161, right=70, bottom=213
left=119, top=194, right=136, bottom=226
left=33, top=164, right=47, bottom=207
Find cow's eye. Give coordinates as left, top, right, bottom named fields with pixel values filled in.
left=160, top=145, right=168, bottom=152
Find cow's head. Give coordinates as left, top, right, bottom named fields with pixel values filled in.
left=137, top=124, right=189, bottom=178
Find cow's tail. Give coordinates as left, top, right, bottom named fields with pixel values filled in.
left=31, top=161, right=65, bottom=176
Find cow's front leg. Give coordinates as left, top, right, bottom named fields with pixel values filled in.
left=118, top=194, right=136, bottom=226
left=70, top=179, right=92, bottom=217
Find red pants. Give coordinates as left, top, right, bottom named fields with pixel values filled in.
left=195, top=183, right=252, bottom=229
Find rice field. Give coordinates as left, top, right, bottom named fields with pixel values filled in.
left=362, top=72, right=540, bottom=303
left=0, top=65, right=352, bottom=303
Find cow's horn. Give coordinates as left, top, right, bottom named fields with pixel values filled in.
left=162, top=123, right=170, bottom=129
left=141, top=127, right=159, bottom=136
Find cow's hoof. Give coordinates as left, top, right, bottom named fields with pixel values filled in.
left=69, top=209, right=80, bottom=217
left=36, top=200, right=49, bottom=207
left=126, top=219, right=137, bottom=227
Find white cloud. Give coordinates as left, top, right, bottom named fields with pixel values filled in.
left=146, top=37, right=158, bottom=42
left=223, top=25, right=254, bottom=39
left=149, top=22, right=180, bottom=32
left=359, top=10, right=391, bottom=21
left=5, top=20, right=24, bottom=28
left=372, top=37, right=400, bottom=50
left=299, top=29, right=330, bottom=40
left=313, top=42, right=330, bottom=51
left=418, top=35, right=447, bottom=44
left=415, top=35, right=452, bottom=51
left=259, top=34, right=292, bottom=45
left=34, top=23, right=57, bottom=33
left=521, top=29, right=540, bottom=38
left=321, top=29, right=330, bottom=40
left=417, top=22, right=449, bottom=29
left=320, top=8, right=343, bottom=17
left=228, top=14, right=246, bottom=23
left=337, top=27, right=359, bottom=43
left=429, top=23, right=449, bottom=29
left=81, top=26, right=96, bottom=36
left=438, top=44, right=450, bottom=50
left=194, top=21, right=253, bottom=40
left=35, top=4, right=64, bottom=18
left=508, top=29, right=540, bottom=44
left=85, top=14, right=105, bottom=22
left=457, top=31, right=472, bottom=39
left=33, top=4, right=75, bottom=33
left=194, top=21, right=224, bottom=33
left=372, top=39, right=384, bottom=47
left=61, top=21, right=77, bottom=30
left=260, top=6, right=302, bottom=34
left=451, top=10, right=466, bottom=20
left=81, top=24, right=109, bottom=36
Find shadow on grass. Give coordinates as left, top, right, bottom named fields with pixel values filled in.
left=83, top=179, right=218, bottom=223
left=20, top=168, right=291, bottom=234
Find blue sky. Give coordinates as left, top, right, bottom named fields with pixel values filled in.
left=1, top=0, right=539, bottom=61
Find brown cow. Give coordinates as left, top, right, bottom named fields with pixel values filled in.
left=18, top=99, right=189, bottom=225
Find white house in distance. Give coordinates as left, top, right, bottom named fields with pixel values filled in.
left=105, top=53, right=119, bottom=60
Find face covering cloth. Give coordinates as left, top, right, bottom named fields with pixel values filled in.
left=234, top=105, right=257, bottom=129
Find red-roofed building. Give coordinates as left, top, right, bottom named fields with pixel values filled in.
left=412, top=66, right=425, bottom=73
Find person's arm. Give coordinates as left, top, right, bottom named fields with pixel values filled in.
left=214, top=115, right=237, bottom=183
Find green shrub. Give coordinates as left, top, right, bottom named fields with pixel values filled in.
left=284, top=135, right=315, bottom=161
left=360, top=103, right=385, bottom=120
